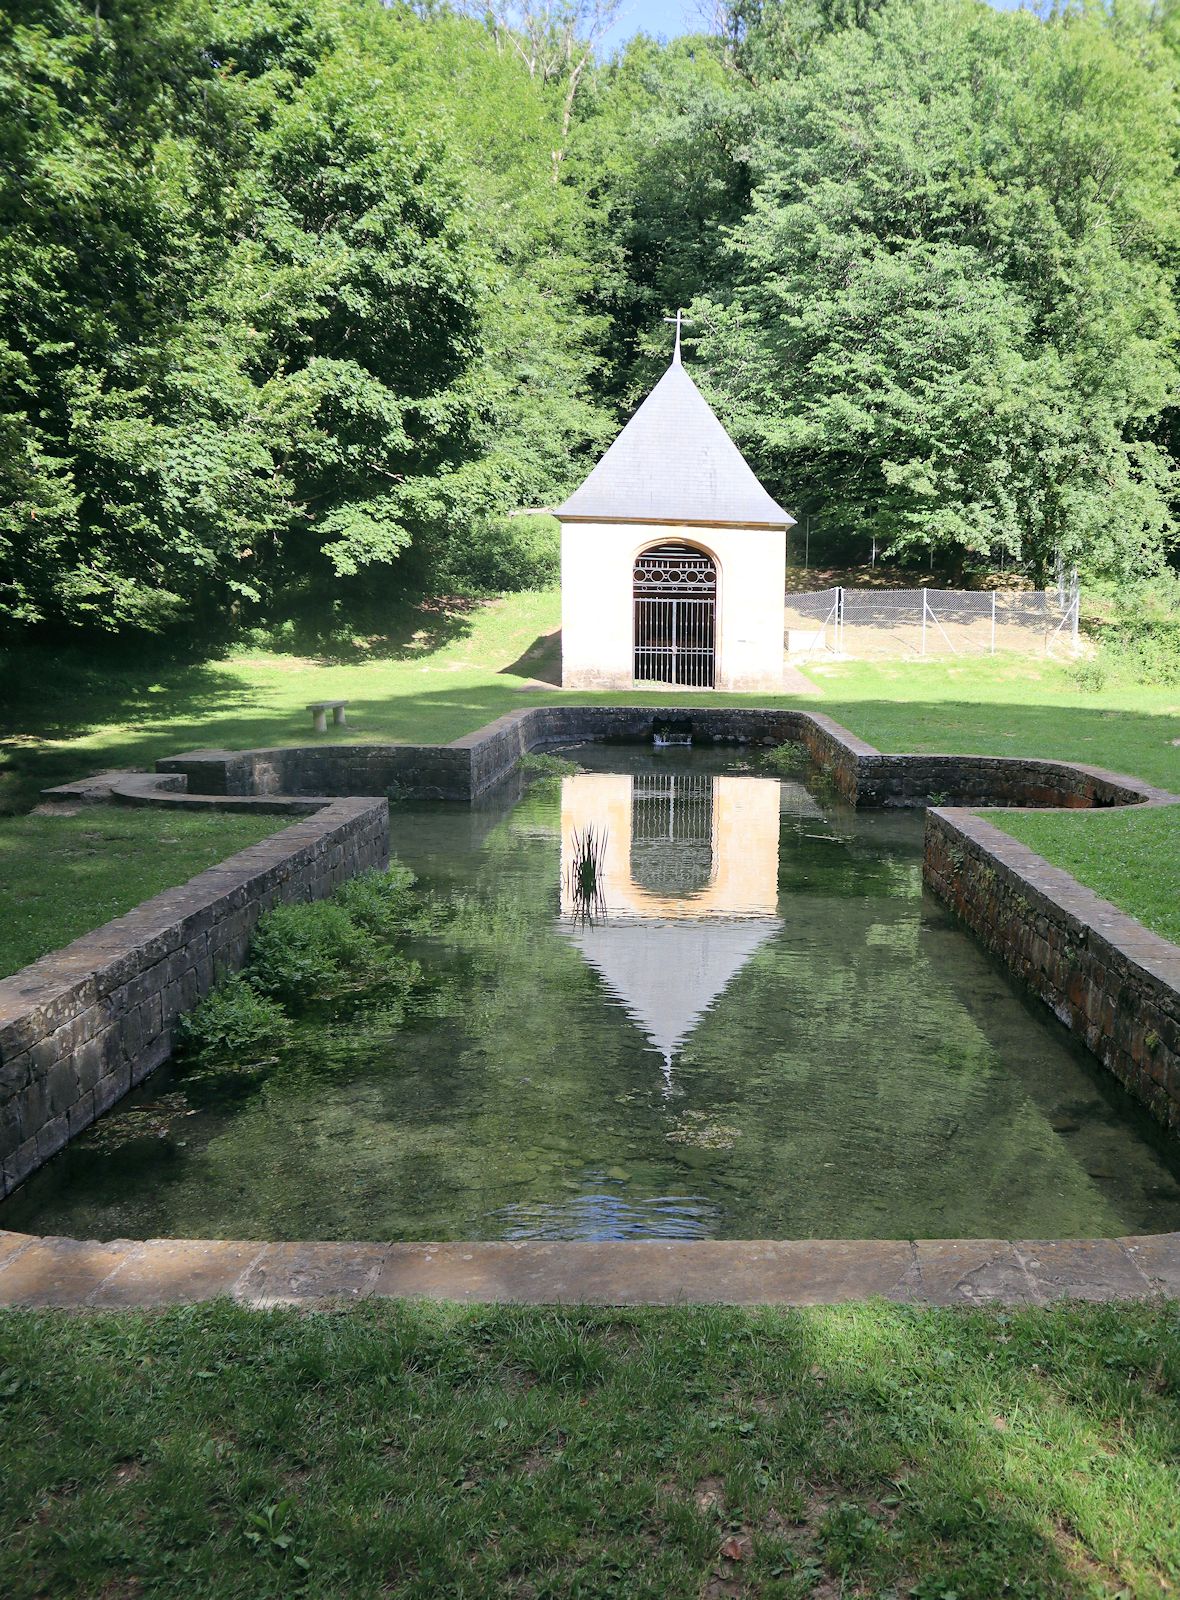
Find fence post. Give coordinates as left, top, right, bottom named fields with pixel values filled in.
left=921, top=590, right=928, bottom=656
left=991, top=591, right=996, bottom=655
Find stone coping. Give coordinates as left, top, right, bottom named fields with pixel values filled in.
left=0, top=788, right=389, bottom=1198
left=157, top=704, right=1177, bottom=809
left=2, top=705, right=1174, bottom=1310
left=1, top=1229, right=1178, bottom=1308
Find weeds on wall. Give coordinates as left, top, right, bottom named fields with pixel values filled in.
left=759, top=742, right=809, bottom=777
left=518, top=750, right=585, bottom=805
left=176, top=862, right=420, bottom=1076
left=174, top=975, right=291, bottom=1069
left=518, top=752, right=583, bottom=779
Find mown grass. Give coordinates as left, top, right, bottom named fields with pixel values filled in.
left=991, top=805, right=1180, bottom=945
left=0, top=811, right=287, bottom=979
left=1, top=589, right=1176, bottom=938
left=1, top=1299, right=1178, bottom=1599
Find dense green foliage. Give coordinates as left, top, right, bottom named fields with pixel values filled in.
left=236, top=861, right=417, bottom=1005
left=3, top=0, right=1179, bottom=645
left=580, top=0, right=1180, bottom=583
left=173, top=973, right=292, bottom=1067
left=175, top=861, right=419, bottom=1072
left=0, top=0, right=601, bottom=640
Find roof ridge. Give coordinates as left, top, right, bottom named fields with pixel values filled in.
left=556, top=360, right=794, bottom=529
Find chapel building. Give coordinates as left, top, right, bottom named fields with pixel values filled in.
left=557, top=338, right=794, bottom=692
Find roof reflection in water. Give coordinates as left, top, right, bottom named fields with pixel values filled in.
left=559, top=770, right=784, bottom=1082
left=493, top=1189, right=720, bottom=1241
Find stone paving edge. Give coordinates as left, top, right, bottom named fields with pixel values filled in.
left=1, top=1229, right=1177, bottom=1309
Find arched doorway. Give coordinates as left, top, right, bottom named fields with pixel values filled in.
left=633, top=543, right=716, bottom=687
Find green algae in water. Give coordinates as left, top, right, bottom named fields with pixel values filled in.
left=5, top=743, right=1180, bottom=1243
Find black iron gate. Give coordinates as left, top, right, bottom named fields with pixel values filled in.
left=633, top=544, right=716, bottom=687
left=630, top=773, right=714, bottom=898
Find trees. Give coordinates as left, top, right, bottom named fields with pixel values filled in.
left=0, top=0, right=605, bottom=641
left=458, top=0, right=624, bottom=169
left=568, top=33, right=753, bottom=405
left=685, top=0, right=1180, bottom=580
left=3, top=0, right=1178, bottom=644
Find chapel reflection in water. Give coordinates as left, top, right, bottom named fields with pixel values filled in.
left=558, top=769, right=785, bottom=1082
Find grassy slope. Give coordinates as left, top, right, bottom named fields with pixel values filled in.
left=1, top=589, right=1176, bottom=935
left=0, top=811, right=286, bottom=979
left=2, top=1300, right=1178, bottom=1600
left=991, top=805, right=1180, bottom=946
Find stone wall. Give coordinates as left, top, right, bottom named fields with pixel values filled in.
left=0, top=791, right=388, bottom=1199
left=8, top=705, right=1177, bottom=1199
left=859, top=753, right=1157, bottom=809
left=159, top=707, right=877, bottom=804
left=925, top=807, right=1180, bottom=1130
left=158, top=707, right=1171, bottom=812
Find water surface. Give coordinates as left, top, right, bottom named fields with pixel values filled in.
left=5, top=744, right=1179, bottom=1242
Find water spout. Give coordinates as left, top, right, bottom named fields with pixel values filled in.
left=652, top=716, right=692, bottom=748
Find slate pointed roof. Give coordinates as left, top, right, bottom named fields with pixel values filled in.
left=557, top=354, right=794, bottom=529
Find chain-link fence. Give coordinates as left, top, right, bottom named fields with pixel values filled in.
left=784, top=586, right=1080, bottom=660
left=780, top=587, right=841, bottom=655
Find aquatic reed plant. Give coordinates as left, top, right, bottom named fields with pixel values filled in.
left=566, top=823, right=608, bottom=921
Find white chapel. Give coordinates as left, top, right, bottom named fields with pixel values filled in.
left=557, top=323, right=794, bottom=692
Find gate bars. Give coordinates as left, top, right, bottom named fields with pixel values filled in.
left=634, top=545, right=717, bottom=687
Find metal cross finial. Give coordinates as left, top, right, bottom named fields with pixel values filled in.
left=663, top=309, right=691, bottom=364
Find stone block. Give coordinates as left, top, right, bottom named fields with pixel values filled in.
left=34, top=1113, right=69, bottom=1162
left=67, top=1088, right=97, bottom=1136
left=236, top=1242, right=389, bottom=1305
left=1015, top=1240, right=1153, bottom=1302
left=0, top=1093, right=24, bottom=1155
left=1, top=1136, right=40, bottom=1196
left=45, top=1057, right=79, bottom=1119
left=90, top=1238, right=264, bottom=1307
left=0, top=1236, right=135, bottom=1306
left=0, top=1015, right=37, bottom=1064
left=94, top=1067, right=129, bottom=1118
left=0, top=1051, right=31, bottom=1098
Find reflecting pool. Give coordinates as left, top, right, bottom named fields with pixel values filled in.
left=5, top=743, right=1180, bottom=1242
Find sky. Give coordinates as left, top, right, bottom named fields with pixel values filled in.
left=598, top=0, right=1028, bottom=55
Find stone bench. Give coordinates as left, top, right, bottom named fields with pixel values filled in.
left=307, top=700, right=349, bottom=734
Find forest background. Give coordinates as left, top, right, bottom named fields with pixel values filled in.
left=2, top=0, right=1180, bottom=666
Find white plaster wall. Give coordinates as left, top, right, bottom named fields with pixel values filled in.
left=560, top=521, right=786, bottom=693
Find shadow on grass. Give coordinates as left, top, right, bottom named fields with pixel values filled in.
left=500, top=629, right=562, bottom=686
left=0, top=1298, right=1172, bottom=1596
left=244, top=594, right=488, bottom=664
left=2, top=678, right=1177, bottom=816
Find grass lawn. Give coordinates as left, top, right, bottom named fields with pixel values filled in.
left=991, top=805, right=1180, bottom=946
left=1, top=1299, right=1178, bottom=1599
left=0, top=810, right=288, bottom=979
left=1, top=588, right=1176, bottom=937
left=2, top=609, right=1177, bottom=1600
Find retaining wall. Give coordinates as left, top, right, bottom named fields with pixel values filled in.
left=159, top=707, right=1167, bottom=812
left=4, top=705, right=1177, bottom=1201
left=0, top=789, right=388, bottom=1199
left=152, top=708, right=904, bottom=805
left=925, top=807, right=1180, bottom=1130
